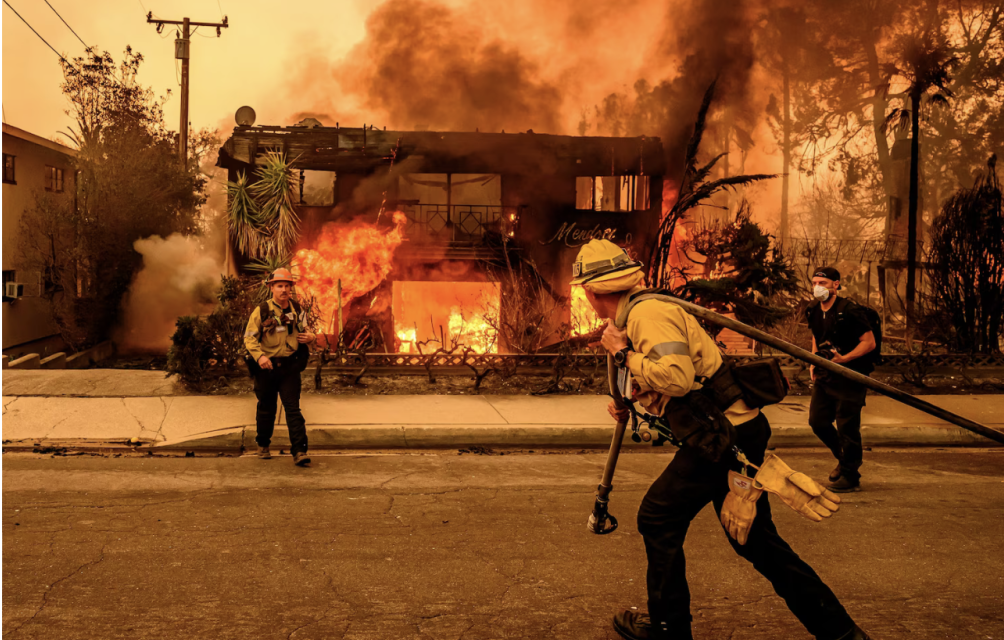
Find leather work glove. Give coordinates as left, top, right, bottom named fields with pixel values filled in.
left=720, top=470, right=762, bottom=545
left=752, top=453, right=841, bottom=522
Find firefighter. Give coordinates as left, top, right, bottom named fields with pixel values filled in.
left=244, top=268, right=315, bottom=466
left=571, top=240, right=871, bottom=640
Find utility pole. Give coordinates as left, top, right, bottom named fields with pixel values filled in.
left=146, top=12, right=228, bottom=163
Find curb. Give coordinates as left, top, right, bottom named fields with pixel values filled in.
left=6, top=422, right=991, bottom=453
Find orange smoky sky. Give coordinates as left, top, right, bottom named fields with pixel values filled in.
left=2, top=0, right=797, bottom=214
left=1, top=0, right=372, bottom=138
left=3, top=0, right=756, bottom=135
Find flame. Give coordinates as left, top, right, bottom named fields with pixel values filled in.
left=292, top=211, right=407, bottom=330
left=570, top=285, right=603, bottom=336
left=392, top=281, right=499, bottom=353
left=397, top=327, right=417, bottom=353
left=661, top=179, right=678, bottom=223
left=447, top=300, right=498, bottom=353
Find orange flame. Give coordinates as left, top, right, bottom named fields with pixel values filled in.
left=292, top=212, right=408, bottom=329
left=392, top=281, right=499, bottom=354
left=570, top=285, right=603, bottom=336
left=396, top=326, right=418, bottom=353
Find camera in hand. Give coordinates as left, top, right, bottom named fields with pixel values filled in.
left=815, top=341, right=837, bottom=361
left=813, top=341, right=837, bottom=381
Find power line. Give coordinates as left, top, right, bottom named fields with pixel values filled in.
left=43, top=0, right=88, bottom=49
left=191, top=26, right=219, bottom=38
left=2, top=0, right=81, bottom=72
left=3, top=0, right=128, bottom=90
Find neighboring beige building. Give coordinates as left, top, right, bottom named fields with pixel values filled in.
left=2, top=123, right=77, bottom=357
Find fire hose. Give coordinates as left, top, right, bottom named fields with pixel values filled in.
left=588, top=295, right=1004, bottom=535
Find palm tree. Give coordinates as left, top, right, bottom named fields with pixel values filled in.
left=649, top=80, right=776, bottom=287
left=885, top=33, right=956, bottom=341
left=226, top=151, right=301, bottom=260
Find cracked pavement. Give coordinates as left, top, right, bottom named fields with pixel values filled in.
left=3, top=449, right=1003, bottom=639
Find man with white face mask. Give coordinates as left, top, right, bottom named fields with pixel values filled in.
left=805, top=267, right=877, bottom=492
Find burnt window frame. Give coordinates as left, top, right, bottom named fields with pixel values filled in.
left=575, top=175, right=650, bottom=212
left=45, top=165, right=65, bottom=193
left=2, top=154, right=15, bottom=184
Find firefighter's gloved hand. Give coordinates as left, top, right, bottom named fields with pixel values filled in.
left=752, top=453, right=841, bottom=522
left=720, top=470, right=762, bottom=545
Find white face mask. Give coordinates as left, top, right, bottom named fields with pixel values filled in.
left=813, top=285, right=831, bottom=302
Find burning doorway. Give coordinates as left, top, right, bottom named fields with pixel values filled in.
left=392, top=281, right=499, bottom=354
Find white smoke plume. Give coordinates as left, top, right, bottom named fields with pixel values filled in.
left=116, top=234, right=224, bottom=353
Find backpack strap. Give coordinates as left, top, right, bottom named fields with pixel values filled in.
left=260, top=299, right=307, bottom=333
left=290, top=298, right=307, bottom=333
left=614, top=288, right=680, bottom=329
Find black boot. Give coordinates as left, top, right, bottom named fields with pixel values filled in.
left=613, top=610, right=690, bottom=640
left=828, top=475, right=861, bottom=492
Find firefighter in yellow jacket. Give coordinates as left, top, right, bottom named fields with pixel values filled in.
left=244, top=268, right=316, bottom=466
left=573, top=240, right=871, bottom=640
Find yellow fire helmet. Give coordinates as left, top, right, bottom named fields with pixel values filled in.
left=570, top=239, right=643, bottom=285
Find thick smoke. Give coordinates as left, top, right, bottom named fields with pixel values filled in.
left=260, top=0, right=799, bottom=252
left=297, top=0, right=564, bottom=133
left=280, top=0, right=768, bottom=182
left=116, top=234, right=223, bottom=352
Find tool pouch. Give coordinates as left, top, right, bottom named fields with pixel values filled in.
left=730, top=357, right=789, bottom=408
left=291, top=343, right=310, bottom=373
left=660, top=389, right=737, bottom=462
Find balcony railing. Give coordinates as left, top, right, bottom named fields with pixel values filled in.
left=399, top=204, right=521, bottom=243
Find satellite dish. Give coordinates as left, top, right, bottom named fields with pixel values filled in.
left=235, top=106, right=256, bottom=127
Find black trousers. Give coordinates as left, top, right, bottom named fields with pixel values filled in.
left=251, top=357, right=308, bottom=455
left=808, top=380, right=866, bottom=482
left=637, top=413, right=854, bottom=640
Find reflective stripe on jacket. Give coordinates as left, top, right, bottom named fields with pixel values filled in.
left=615, top=285, right=759, bottom=425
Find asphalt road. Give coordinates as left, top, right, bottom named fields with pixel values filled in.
left=3, top=448, right=1003, bottom=639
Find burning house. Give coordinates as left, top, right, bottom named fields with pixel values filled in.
left=217, top=117, right=665, bottom=354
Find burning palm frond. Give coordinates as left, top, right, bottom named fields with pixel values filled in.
left=649, top=81, right=777, bottom=287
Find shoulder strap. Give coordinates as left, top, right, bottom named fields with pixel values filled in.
left=614, top=289, right=680, bottom=329
left=258, top=300, right=271, bottom=322
left=286, top=298, right=308, bottom=332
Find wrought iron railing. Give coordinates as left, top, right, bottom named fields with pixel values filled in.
left=320, top=352, right=1004, bottom=373
left=399, top=204, right=521, bottom=242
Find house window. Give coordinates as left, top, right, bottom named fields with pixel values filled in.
left=576, top=175, right=650, bottom=211
left=3, top=154, right=15, bottom=184
left=45, top=166, right=64, bottom=192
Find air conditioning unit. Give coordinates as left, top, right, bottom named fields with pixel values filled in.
left=5, top=282, right=24, bottom=299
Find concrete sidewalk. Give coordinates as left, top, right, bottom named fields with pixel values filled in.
left=2, top=370, right=1001, bottom=451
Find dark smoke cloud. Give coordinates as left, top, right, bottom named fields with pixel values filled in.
left=277, top=0, right=773, bottom=189
left=325, top=0, right=563, bottom=133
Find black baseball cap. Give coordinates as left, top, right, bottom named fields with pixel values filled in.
left=813, top=266, right=840, bottom=281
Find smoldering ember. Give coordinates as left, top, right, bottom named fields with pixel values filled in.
left=2, top=2, right=1003, bottom=639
